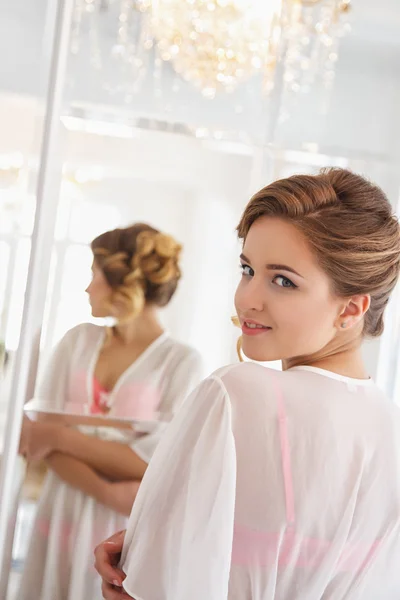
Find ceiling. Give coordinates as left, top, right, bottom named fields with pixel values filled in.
left=352, top=0, right=400, bottom=45
left=1, top=0, right=399, bottom=157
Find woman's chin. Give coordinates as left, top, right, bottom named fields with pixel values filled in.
left=90, top=308, right=107, bottom=319
left=241, top=341, right=280, bottom=364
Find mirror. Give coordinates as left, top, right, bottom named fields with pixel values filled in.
left=0, top=0, right=399, bottom=598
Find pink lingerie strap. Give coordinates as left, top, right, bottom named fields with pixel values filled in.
left=270, top=371, right=295, bottom=527
left=231, top=371, right=381, bottom=572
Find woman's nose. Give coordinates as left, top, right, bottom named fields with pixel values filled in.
left=238, top=277, right=265, bottom=312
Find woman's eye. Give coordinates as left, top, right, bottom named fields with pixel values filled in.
left=273, top=275, right=297, bottom=289
left=240, top=264, right=254, bottom=277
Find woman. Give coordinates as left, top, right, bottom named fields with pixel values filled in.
left=18, top=223, right=204, bottom=600
left=96, top=170, right=400, bottom=600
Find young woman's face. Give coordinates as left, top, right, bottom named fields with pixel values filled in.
left=234, top=216, right=347, bottom=363
left=85, top=261, right=113, bottom=318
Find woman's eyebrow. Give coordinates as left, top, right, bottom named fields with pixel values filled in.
left=240, top=253, right=304, bottom=278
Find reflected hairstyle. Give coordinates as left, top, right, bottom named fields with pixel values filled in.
left=91, top=223, right=182, bottom=320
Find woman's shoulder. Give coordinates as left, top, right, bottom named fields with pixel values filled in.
left=208, top=362, right=316, bottom=404
left=210, top=363, right=394, bottom=417
left=212, top=361, right=287, bottom=387
left=163, top=336, right=203, bottom=364
left=59, top=322, right=104, bottom=347
left=185, top=363, right=287, bottom=417
left=211, top=362, right=380, bottom=392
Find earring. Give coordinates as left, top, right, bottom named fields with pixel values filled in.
left=341, top=322, right=347, bottom=329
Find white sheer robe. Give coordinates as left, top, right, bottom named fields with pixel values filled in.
left=121, top=362, right=400, bottom=600
left=18, top=323, right=204, bottom=600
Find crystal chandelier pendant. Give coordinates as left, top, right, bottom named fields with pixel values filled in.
left=150, top=0, right=284, bottom=99
left=68, top=0, right=351, bottom=107
left=281, top=0, right=351, bottom=96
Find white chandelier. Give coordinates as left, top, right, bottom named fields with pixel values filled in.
left=150, top=0, right=283, bottom=98
left=71, top=0, right=351, bottom=100
left=281, top=0, right=351, bottom=95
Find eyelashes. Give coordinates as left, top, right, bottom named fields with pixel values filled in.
left=239, top=264, right=254, bottom=277
left=239, top=264, right=298, bottom=289
left=272, top=275, right=297, bottom=289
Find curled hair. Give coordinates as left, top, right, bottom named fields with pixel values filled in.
left=91, top=223, right=182, bottom=320
left=237, top=168, right=400, bottom=337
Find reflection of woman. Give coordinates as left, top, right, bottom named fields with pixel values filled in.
left=96, top=170, right=400, bottom=599
left=18, top=223, right=204, bottom=600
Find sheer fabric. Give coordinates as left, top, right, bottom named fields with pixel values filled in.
left=122, top=362, right=400, bottom=600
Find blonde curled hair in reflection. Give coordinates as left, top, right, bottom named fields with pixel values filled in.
left=91, top=224, right=182, bottom=322
left=231, top=315, right=244, bottom=362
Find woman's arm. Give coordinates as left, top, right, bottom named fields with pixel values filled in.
left=46, top=452, right=110, bottom=503
left=118, top=376, right=236, bottom=599
left=54, top=427, right=148, bottom=481
left=21, top=419, right=148, bottom=481
left=46, top=452, right=140, bottom=516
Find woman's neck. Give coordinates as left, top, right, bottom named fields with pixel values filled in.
left=112, top=307, right=164, bottom=346
left=282, top=334, right=369, bottom=380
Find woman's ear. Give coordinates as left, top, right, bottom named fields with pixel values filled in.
left=337, top=295, right=370, bottom=330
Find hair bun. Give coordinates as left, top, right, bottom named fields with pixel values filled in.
left=123, top=267, right=143, bottom=286
left=155, top=233, right=182, bottom=259
left=103, top=251, right=129, bottom=271
left=135, top=231, right=156, bottom=258
left=148, top=260, right=178, bottom=284
left=133, top=230, right=181, bottom=285
left=91, top=223, right=182, bottom=319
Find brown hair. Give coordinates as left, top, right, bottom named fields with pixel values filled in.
left=91, top=223, right=182, bottom=320
left=237, top=168, right=400, bottom=337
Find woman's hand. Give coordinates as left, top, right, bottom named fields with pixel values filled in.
left=101, top=580, right=134, bottom=600
left=94, top=530, right=134, bottom=599
left=19, top=417, right=61, bottom=462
